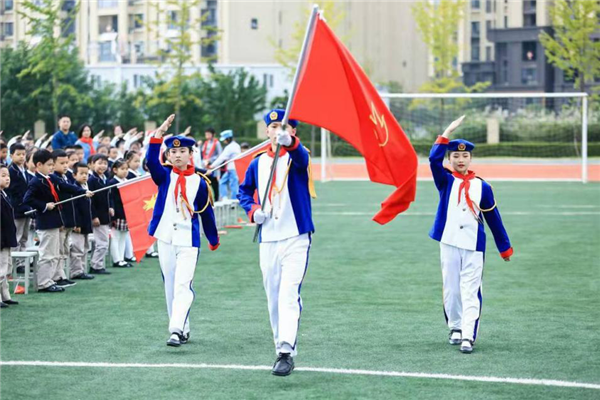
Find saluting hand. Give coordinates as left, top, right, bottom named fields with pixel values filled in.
left=155, top=114, right=176, bottom=139
left=442, top=115, right=466, bottom=138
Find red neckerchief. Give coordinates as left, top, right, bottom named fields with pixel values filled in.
left=45, top=177, right=61, bottom=207
left=201, top=139, right=218, bottom=160
left=266, top=147, right=288, bottom=203
left=452, top=170, right=477, bottom=217
left=79, top=137, right=96, bottom=155
left=173, top=165, right=195, bottom=214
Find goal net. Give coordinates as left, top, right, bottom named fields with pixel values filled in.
left=318, top=92, right=592, bottom=183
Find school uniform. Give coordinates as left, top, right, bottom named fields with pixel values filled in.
left=0, top=190, right=18, bottom=302
left=238, top=110, right=316, bottom=364
left=146, top=135, right=219, bottom=342
left=88, top=171, right=111, bottom=272
left=52, top=171, right=82, bottom=268
left=70, top=181, right=94, bottom=278
left=211, top=131, right=240, bottom=200
left=429, top=137, right=513, bottom=347
left=6, top=163, right=32, bottom=265
left=24, top=172, right=84, bottom=289
left=108, top=176, right=130, bottom=266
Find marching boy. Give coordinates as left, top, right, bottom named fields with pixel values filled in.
left=238, top=109, right=316, bottom=377
left=147, top=115, right=220, bottom=347
left=429, top=115, right=513, bottom=354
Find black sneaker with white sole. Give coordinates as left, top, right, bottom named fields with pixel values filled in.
left=460, top=339, right=474, bottom=354
left=272, top=353, right=294, bottom=376
left=55, top=279, right=77, bottom=288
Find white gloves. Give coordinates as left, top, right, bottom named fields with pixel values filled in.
left=253, top=209, right=268, bottom=224
left=276, top=129, right=292, bottom=147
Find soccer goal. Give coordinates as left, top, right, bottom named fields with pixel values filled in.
left=318, top=92, right=592, bottom=183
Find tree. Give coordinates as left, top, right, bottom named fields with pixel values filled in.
left=271, top=1, right=346, bottom=78
left=412, top=0, right=464, bottom=80
left=146, top=0, right=220, bottom=132
left=201, top=67, right=267, bottom=137
left=540, top=0, right=600, bottom=94
left=17, top=0, right=88, bottom=129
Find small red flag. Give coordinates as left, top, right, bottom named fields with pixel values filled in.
left=118, top=176, right=157, bottom=262
left=235, top=142, right=271, bottom=183
left=289, top=16, right=418, bottom=224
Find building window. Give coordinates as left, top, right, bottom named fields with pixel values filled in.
left=134, top=14, right=143, bottom=29
left=523, top=14, right=536, bottom=26
left=471, top=40, right=480, bottom=61
left=98, top=0, right=118, bottom=9
left=522, top=42, right=536, bottom=61
left=486, top=46, right=492, bottom=61
left=4, top=22, right=13, bottom=36
left=168, top=11, right=178, bottom=29
left=504, top=16, right=508, bottom=28
left=471, top=21, right=480, bottom=38
left=134, top=42, right=144, bottom=56
left=486, top=20, right=492, bottom=38
left=99, top=41, right=116, bottom=62
left=521, top=68, right=537, bottom=85
left=133, top=74, right=140, bottom=88
left=471, top=0, right=480, bottom=10
left=485, top=0, right=492, bottom=13
left=4, top=0, right=14, bottom=11
left=251, top=18, right=258, bottom=30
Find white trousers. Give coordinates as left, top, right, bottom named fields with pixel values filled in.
left=124, top=233, right=134, bottom=259
left=110, top=230, right=128, bottom=264
left=157, top=240, right=199, bottom=336
left=440, top=242, right=484, bottom=342
left=259, top=233, right=311, bottom=357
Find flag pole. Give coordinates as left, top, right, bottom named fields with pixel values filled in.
left=253, top=4, right=320, bottom=243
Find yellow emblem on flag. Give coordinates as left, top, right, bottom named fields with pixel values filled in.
left=369, top=101, right=389, bottom=147
left=143, top=194, right=157, bottom=211
left=269, top=111, right=278, bottom=121
left=173, top=139, right=181, bottom=147
left=458, top=143, right=466, bottom=151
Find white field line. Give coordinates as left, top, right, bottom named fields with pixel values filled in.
left=1, top=360, right=599, bottom=391
left=321, top=178, right=586, bottom=182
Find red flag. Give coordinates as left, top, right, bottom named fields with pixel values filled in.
left=118, top=176, right=157, bottom=262
left=235, top=142, right=271, bottom=183
left=289, top=16, right=418, bottom=224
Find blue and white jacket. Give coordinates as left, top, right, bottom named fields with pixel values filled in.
left=146, top=137, right=219, bottom=249
left=238, top=138, right=315, bottom=243
left=429, top=136, right=513, bottom=258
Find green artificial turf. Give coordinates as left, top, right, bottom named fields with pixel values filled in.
left=1, top=181, right=599, bottom=399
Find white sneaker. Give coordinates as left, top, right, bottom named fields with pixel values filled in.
left=449, top=330, right=462, bottom=345
left=166, top=333, right=181, bottom=347
left=460, top=339, right=473, bottom=354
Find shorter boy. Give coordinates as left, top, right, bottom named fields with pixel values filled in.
left=88, top=154, right=112, bottom=274
left=6, top=144, right=32, bottom=268
left=0, top=164, right=19, bottom=307
left=429, top=116, right=513, bottom=354
left=70, top=162, right=95, bottom=280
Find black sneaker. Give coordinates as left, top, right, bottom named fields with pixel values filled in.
left=89, top=268, right=111, bottom=275
left=55, top=279, right=77, bottom=288
left=71, top=273, right=95, bottom=280
left=180, top=333, right=189, bottom=344
left=0, top=302, right=8, bottom=308
left=125, top=257, right=136, bottom=263
left=145, top=252, right=159, bottom=258
left=272, top=353, right=294, bottom=376
left=39, top=285, right=65, bottom=293
left=4, top=299, right=19, bottom=305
